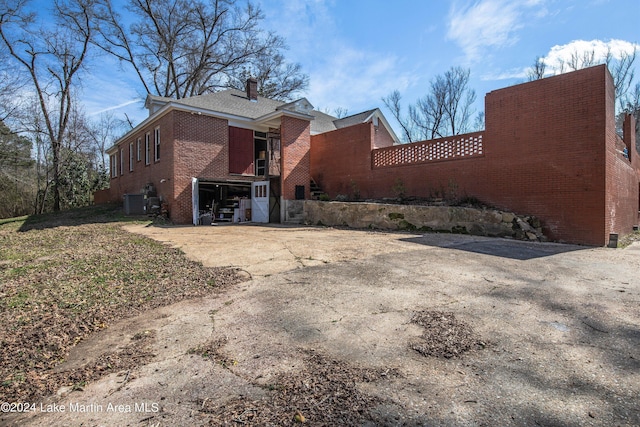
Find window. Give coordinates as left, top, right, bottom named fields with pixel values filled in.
left=137, top=138, right=141, bottom=161
left=254, top=131, right=267, bottom=177
left=110, top=154, right=117, bottom=178
left=119, top=148, right=124, bottom=176
left=145, top=133, right=150, bottom=165
left=129, top=142, right=134, bottom=171
left=154, top=127, right=160, bottom=161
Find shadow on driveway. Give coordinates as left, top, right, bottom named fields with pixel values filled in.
left=400, top=234, right=589, bottom=260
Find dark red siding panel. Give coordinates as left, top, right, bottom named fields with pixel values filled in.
left=229, top=127, right=254, bottom=174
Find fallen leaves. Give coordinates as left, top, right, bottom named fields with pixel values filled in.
left=409, top=310, right=485, bottom=358
left=200, top=349, right=399, bottom=426
left=0, top=207, right=242, bottom=404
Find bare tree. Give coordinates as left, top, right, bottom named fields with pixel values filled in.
left=382, top=90, right=415, bottom=143
left=472, top=111, right=485, bottom=132
left=527, top=46, right=637, bottom=110
left=442, top=67, right=476, bottom=135
left=605, top=47, right=637, bottom=109
left=527, top=56, right=546, bottom=81
left=0, top=0, right=98, bottom=211
left=619, top=82, right=640, bottom=144
left=385, top=67, right=476, bottom=142
left=0, top=43, right=28, bottom=123
left=95, top=0, right=308, bottom=100
left=567, top=49, right=597, bottom=71
left=409, top=82, right=446, bottom=140
left=227, top=52, right=308, bottom=100
left=0, top=119, right=35, bottom=218
left=332, top=107, right=349, bottom=119
left=88, top=111, right=127, bottom=170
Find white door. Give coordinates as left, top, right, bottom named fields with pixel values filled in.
left=192, top=177, right=199, bottom=225
left=251, top=181, right=269, bottom=223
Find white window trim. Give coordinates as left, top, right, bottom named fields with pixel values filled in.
left=145, top=133, right=150, bottom=165
left=136, top=138, right=141, bottom=162
left=119, top=147, right=124, bottom=176
left=129, top=142, right=134, bottom=172
left=154, top=126, right=160, bottom=162
left=110, top=154, right=117, bottom=178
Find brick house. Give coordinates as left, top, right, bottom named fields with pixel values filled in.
left=101, top=65, right=639, bottom=246
left=101, top=78, right=398, bottom=224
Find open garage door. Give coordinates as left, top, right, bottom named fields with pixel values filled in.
left=252, top=181, right=269, bottom=223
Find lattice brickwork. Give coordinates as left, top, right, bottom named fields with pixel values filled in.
left=373, top=132, right=484, bottom=168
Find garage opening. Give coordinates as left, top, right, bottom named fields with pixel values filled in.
left=193, top=180, right=252, bottom=224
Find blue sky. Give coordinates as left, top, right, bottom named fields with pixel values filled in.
left=79, top=0, right=640, bottom=132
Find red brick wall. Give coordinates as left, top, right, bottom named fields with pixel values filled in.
left=281, top=116, right=311, bottom=200
left=606, top=112, right=640, bottom=242
left=171, top=111, right=230, bottom=223
left=170, top=113, right=279, bottom=223
left=311, top=65, right=640, bottom=245
left=481, top=65, right=609, bottom=245
left=373, top=120, right=395, bottom=148
left=105, top=110, right=176, bottom=208
left=104, top=110, right=263, bottom=224
left=311, top=122, right=374, bottom=197
left=93, top=188, right=116, bottom=204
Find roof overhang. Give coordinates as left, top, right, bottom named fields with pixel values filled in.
left=107, top=102, right=314, bottom=154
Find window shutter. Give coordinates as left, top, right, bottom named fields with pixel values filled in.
left=229, top=127, right=254, bottom=174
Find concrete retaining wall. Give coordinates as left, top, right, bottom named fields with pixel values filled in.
left=304, top=200, right=546, bottom=241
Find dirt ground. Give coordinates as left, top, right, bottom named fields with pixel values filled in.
left=5, top=223, right=640, bottom=426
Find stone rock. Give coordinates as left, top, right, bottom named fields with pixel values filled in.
left=526, top=232, right=538, bottom=241
left=501, top=212, right=516, bottom=223
left=516, top=218, right=536, bottom=233
left=529, top=216, right=542, bottom=228
left=303, top=201, right=548, bottom=242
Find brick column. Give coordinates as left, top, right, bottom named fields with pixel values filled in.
left=280, top=116, right=311, bottom=200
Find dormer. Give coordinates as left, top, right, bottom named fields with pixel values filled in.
left=276, top=98, right=314, bottom=115
left=144, top=94, right=172, bottom=116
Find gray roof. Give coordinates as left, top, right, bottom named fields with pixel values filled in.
left=148, top=89, right=284, bottom=119
left=143, top=91, right=399, bottom=142
left=333, top=109, right=377, bottom=129
left=147, top=90, right=341, bottom=134
left=310, top=110, right=341, bottom=134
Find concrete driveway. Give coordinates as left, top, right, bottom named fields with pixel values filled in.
left=14, top=224, right=640, bottom=426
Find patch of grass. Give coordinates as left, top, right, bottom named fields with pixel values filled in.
left=618, top=230, right=640, bottom=248
left=0, top=215, right=28, bottom=226
left=5, top=291, right=30, bottom=309
left=0, top=205, right=241, bottom=404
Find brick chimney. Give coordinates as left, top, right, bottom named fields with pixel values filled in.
left=246, top=77, right=258, bottom=101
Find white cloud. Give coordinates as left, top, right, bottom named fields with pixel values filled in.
left=307, top=49, right=415, bottom=114
left=447, top=0, right=546, bottom=62
left=480, top=67, right=530, bottom=81
left=261, top=0, right=417, bottom=114
left=482, top=39, right=639, bottom=82
left=88, top=99, right=143, bottom=116
left=542, top=39, right=640, bottom=74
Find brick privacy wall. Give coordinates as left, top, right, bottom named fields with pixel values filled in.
left=480, top=65, right=610, bottom=245
left=311, top=122, right=374, bottom=197
left=606, top=112, right=640, bottom=242
left=281, top=116, right=311, bottom=200
left=93, top=188, right=114, bottom=204
left=106, top=111, right=175, bottom=206
left=624, top=114, right=640, bottom=175
left=312, top=65, right=639, bottom=245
